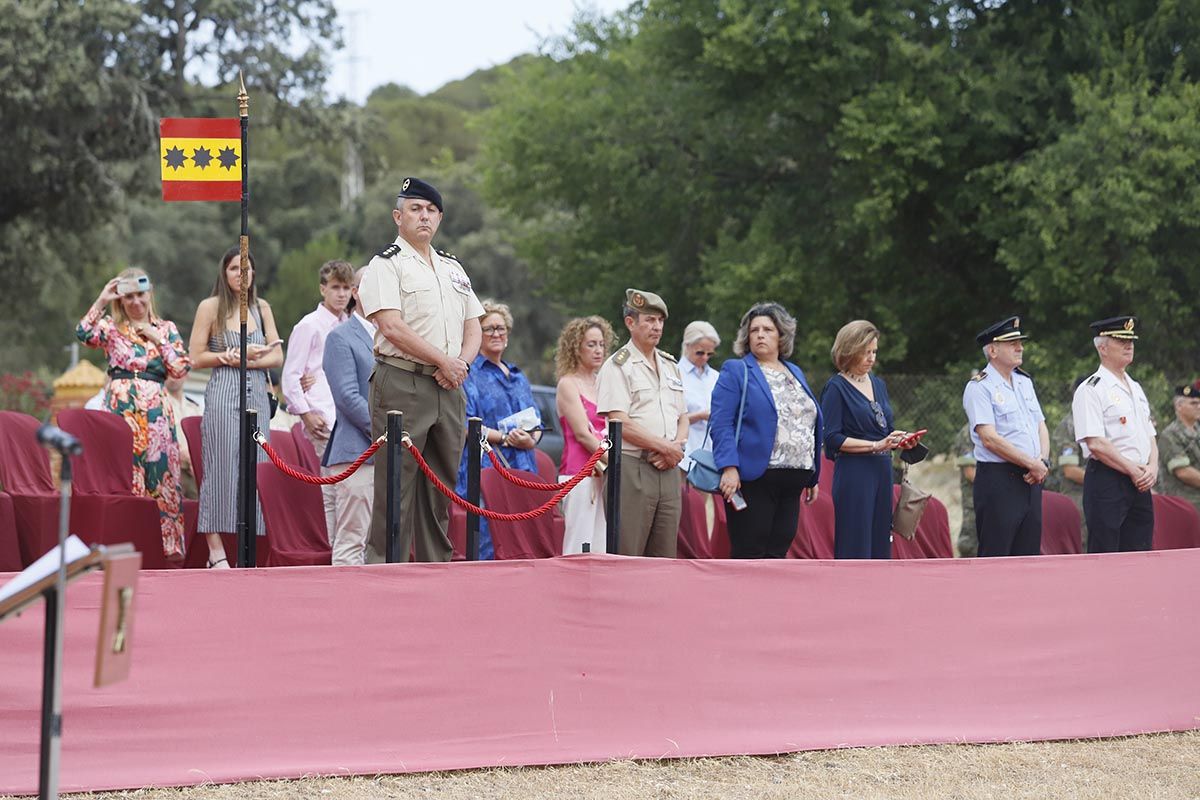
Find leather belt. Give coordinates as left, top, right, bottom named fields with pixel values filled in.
left=376, top=354, right=439, bottom=376
left=108, top=367, right=166, bottom=383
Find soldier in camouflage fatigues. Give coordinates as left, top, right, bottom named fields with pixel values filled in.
left=1157, top=384, right=1200, bottom=515
left=1049, top=412, right=1088, bottom=549
left=954, top=424, right=977, bottom=557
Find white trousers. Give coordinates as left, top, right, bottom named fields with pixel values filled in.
left=560, top=473, right=607, bottom=554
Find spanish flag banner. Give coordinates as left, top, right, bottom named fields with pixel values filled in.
left=159, top=118, right=242, bottom=202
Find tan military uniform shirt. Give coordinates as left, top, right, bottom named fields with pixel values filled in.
left=1158, top=418, right=1200, bottom=511
left=596, top=343, right=687, bottom=456
left=357, top=236, right=484, bottom=364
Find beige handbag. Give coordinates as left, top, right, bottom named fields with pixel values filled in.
left=892, top=463, right=931, bottom=541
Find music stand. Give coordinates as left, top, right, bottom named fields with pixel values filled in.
left=0, top=538, right=137, bottom=800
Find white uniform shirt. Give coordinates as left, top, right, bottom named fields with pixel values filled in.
left=357, top=236, right=484, bottom=364
left=1072, top=366, right=1156, bottom=464
left=963, top=366, right=1045, bottom=463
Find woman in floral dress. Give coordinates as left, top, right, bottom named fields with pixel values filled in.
left=77, top=268, right=191, bottom=561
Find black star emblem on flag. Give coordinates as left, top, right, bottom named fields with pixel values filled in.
left=163, top=146, right=187, bottom=171
left=191, top=147, right=213, bottom=169
left=217, top=146, right=239, bottom=171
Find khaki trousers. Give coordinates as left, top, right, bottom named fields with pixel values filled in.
left=329, top=462, right=373, bottom=566
left=367, top=363, right=465, bottom=563
left=618, top=456, right=680, bottom=557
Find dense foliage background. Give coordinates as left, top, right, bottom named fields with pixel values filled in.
left=3, top=0, right=1198, bottom=446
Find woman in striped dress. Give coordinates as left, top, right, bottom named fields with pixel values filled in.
left=188, top=246, right=283, bottom=568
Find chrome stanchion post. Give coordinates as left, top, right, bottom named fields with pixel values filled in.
left=466, top=417, right=482, bottom=561
left=605, top=420, right=622, bottom=555
left=386, top=411, right=403, bottom=563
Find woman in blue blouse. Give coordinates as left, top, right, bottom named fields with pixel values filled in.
left=821, top=320, right=914, bottom=559
left=455, top=300, right=540, bottom=559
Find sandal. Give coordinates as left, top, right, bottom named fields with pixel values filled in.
left=206, top=557, right=229, bottom=569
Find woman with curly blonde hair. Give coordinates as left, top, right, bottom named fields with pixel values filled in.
left=555, top=315, right=616, bottom=553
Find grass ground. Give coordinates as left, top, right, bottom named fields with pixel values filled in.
left=35, top=730, right=1199, bottom=800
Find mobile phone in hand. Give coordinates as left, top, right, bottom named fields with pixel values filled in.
left=730, top=491, right=747, bottom=511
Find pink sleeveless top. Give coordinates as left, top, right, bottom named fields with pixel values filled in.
left=560, top=393, right=606, bottom=474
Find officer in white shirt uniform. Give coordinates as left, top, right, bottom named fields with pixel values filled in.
left=962, top=316, right=1049, bottom=557
left=1071, top=315, right=1157, bottom=552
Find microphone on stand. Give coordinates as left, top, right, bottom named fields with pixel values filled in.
left=37, top=424, right=83, bottom=456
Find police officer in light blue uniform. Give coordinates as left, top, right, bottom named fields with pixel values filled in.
left=962, top=316, right=1050, bottom=556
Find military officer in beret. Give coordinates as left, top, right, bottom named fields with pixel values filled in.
left=596, top=289, right=689, bottom=557
left=358, top=177, right=484, bottom=562
left=1071, top=315, right=1157, bottom=552
left=1155, top=381, right=1200, bottom=516
left=962, top=316, right=1050, bottom=557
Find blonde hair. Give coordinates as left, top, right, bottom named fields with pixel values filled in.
left=831, top=320, right=880, bottom=372
left=480, top=300, right=514, bottom=332
left=555, top=316, right=616, bottom=379
left=110, top=267, right=158, bottom=326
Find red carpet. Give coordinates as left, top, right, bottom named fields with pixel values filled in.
left=1, top=551, right=1198, bottom=794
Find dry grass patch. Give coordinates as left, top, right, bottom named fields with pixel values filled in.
left=28, top=730, right=1198, bottom=800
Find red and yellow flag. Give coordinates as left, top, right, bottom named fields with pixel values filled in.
left=159, top=118, right=242, bottom=202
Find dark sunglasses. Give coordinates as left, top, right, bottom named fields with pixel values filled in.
left=693, top=350, right=715, bottom=357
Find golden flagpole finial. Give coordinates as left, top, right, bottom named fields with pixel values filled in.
left=237, top=71, right=249, bottom=117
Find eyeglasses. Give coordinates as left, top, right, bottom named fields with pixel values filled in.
left=482, top=325, right=509, bottom=336
left=693, top=350, right=715, bottom=358
left=869, top=401, right=887, bottom=429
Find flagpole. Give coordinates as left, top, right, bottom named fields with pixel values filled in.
left=236, top=74, right=253, bottom=568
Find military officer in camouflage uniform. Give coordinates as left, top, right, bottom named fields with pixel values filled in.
left=596, top=288, right=689, bottom=557
left=1157, top=382, right=1200, bottom=515
left=1049, top=410, right=1088, bottom=549
left=954, top=423, right=977, bottom=557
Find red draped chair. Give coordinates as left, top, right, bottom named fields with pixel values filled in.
left=255, top=461, right=331, bottom=566
left=480, top=468, right=563, bottom=559
left=533, top=449, right=559, bottom=485
left=448, top=505, right=468, bottom=561
left=1041, top=491, right=1083, bottom=555
left=57, top=409, right=180, bottom=568
left=891, top=490, right=952, bottom=559
left=268, top=431, right=303, bottom=467
left=290, top=422, right=322, bottom=473
left=791, top=491, right=836, bottom=559
left=1152, top=494, right=1200, bottom=550
left=677, top=484, right=730, bottom=559
left=181, top=415, right=204, bottom=486
left=0, top=492, right=22, bottom=572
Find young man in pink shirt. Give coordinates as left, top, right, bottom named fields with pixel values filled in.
left=281, top=260, right=353, bottom=539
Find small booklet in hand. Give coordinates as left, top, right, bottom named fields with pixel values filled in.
left=497, top=406, right=542, bottom=434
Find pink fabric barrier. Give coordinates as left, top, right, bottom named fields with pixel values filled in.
left=1, top=553, right=1198, bottom=795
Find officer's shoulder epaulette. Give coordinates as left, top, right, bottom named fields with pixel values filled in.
left=436, top=249, right=461, bottom=264
left=375, top=243, right=401, bottom=259
left=657, top=349, right=677, bottom=363
left=613, top=347, right=630, bottom=367
left=1015, top=367, right=1031, bottom=378
left=971, top=371, right=987, bottom=382
left=1086, top=375, right=1102, bottom=387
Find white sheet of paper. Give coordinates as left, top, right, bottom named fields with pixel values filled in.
left=0, top=535, right=90, bottom=605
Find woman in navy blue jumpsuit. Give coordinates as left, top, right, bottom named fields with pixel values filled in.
left=820, top=321, right=911, bottom=559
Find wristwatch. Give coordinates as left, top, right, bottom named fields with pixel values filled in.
left=1040, top=457, right=1051, bottom=469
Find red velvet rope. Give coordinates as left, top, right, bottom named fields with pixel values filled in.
left=257, top=435, right=382, bottom=485
left=404, top=438, right=607, bottom=521
left=485, top=449, right=576, bottom=490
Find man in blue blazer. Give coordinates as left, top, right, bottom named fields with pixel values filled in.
left=321, top=267, right=377, bottom=565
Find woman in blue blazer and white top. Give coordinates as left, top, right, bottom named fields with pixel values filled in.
left=710, top=302, right=823, bottom=558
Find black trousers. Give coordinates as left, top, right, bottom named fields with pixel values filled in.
left=973, top=462, right=1042, bottom=557
left=727, top=468, right=813, bottom=559
left=1083, top=459, right=1154, bottom=553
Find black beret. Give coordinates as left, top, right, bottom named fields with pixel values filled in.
left=397, top=177, right=443, bottom=213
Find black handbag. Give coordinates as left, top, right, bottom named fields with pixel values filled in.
left=686, top=361, right=748, bottom=493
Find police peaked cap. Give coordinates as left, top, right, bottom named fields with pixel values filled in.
left=397, top=177, right=443, bottom=213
